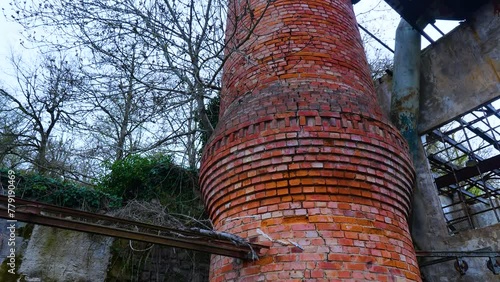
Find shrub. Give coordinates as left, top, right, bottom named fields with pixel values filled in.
left=98, top=154, right=204, bottom=216
left=0, top=169, right=121, bottom=211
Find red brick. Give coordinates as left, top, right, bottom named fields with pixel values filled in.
left=260, top=263, right=283, bottom=273
left=299, top=253, right=326, bottom=261
left=276, top=254, right=297, bottom=262
left=240, top=266, right=260, bottom=276
left=291, top=224, right=316, bottom=231
left=338, top=271, right=352, bottom=278
left=199, top=0, right=420, bottom=281
left=283, top=262, right=307, bottom=271
left=318, top=262, right=343, bottom=270
left=311, top=270, right=324, bottom=278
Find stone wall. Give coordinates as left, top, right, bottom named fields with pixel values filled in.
left=18, top=225, right=113, bottom=282
left=0, top=220, right=210, bottom=282
left=107, top=240, right=210, bottom=282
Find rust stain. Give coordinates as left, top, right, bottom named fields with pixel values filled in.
left=283, top=215, right=309, bottom=225
left=260, top=215, right=308, bottom=227
left=469, top=23, right=500, bottom=82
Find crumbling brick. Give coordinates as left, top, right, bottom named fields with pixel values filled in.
left=200, top=0, right=421, bottom=281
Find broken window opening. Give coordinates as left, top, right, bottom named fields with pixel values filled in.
left=421, top=96, right=500, bottom=234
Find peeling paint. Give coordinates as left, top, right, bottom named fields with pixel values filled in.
left=391, top=19, right=421, bottom=160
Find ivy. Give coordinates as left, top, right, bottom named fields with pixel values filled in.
left=198, top=95, right=220, bottom=147
left=0, top=154, right=204, bottom=216
left=0, top=169, right=122, bottom=211
left=98, top=154, right=204, bottom=216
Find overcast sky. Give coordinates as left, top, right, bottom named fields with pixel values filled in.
left=0, top=1, right=459, bottom=84
left=0, top=1, right=25, bottom=78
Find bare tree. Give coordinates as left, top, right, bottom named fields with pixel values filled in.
left=0, top=54, right=82, bottom=176
left=75, top=37, right=175, bottom=163
left=9, top=0, right=272, bottom=168
left=0, top=95, right=25, bottom=168
left=355, top=1, right=398, bottom=78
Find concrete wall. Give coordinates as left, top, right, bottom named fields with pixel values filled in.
left=376, top=2, right=500, bottom=281
left=0, top=219, right=210, bottom=282
left=418, top=1, right=500, bottom=133
left=421, top=225, right=500, bottom=282
left=440, top=195, right=500, bottom=232
left=376, top=2, right=500, bottom=135
left=19, top=225, right=113, bottom=282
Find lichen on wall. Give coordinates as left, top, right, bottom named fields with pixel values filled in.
left=18, top=225, right=113, bottom=282
left=0, top=220, right=31, bottom=282
left=0, top=254, right=23, bottom=282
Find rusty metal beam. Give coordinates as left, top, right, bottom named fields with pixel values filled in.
left=434, top=154, right=500, bottom=188
left=5, top=196, right=207, bottom=238
left=457, top=118, right=500, bottom=151
left=0, top=195, right=267, bottom=260
left=416, top=248, right=500, bottom=268
left=416, top=250, right=499, bottom=258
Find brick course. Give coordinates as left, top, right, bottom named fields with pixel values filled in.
left=200, top=0, right=421, bottom=281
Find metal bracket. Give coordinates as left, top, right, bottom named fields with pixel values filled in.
left=487, top=257, right=500, bottom=275
left=454, top=258, right=468, bottom=276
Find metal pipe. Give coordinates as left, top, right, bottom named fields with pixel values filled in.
left=431, top=23, right=445, bottom=36
left=358, top=24, right=395, bottom=53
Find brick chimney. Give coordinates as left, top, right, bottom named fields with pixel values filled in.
left=200, top=0, right=421, bottom=281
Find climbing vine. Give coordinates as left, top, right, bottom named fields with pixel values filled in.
left=0, top=169, right=121, bottom=211
left=98, top=154, right=204, bottom=216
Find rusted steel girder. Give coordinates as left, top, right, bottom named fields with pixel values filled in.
left=416, top=250, right=500, bottom=258
left=0, top=195, right=267, bottom=260
left=434, top=154, right=500, bottom=189
left=416, top=248, right=500, bottom=270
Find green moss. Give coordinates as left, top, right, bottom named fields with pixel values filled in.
left=0, top=254, right=23, bottom=282
left=0, top=224, right=33, bottom=282
left=41, top=228, right=58, bottom=254
left=39, top=228, right=74, bottom=256
left=0, top=227, right=67, bottom=282
left=17, top=224, right=34, bottom=240
left=105, top=239, right=133, bottom=282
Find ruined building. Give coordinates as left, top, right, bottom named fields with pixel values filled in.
left=1, top=0, right=498, bottom=281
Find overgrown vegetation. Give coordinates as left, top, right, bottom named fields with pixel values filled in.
left=0, top=169, right=121, bottom=211
left=198, top=95, right=220, bottom=147
left=98, top=154, right=204, bottom=216
left=106, top=200, right=210, bottom=282
left=0, top=154, right=208, bottom=280
left=0, top=152, right=204, bottom=216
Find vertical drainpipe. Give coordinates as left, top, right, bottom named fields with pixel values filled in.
left=391, top=19, right=423, bottom=160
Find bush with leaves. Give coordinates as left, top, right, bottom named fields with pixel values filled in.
left=198, top=95, right=220, bottom=147
left=0, top=169, right=122, bottom=211
left=98, top=154, right=204, bottom=216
